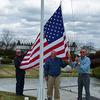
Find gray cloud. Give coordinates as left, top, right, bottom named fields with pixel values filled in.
left=0, top=0, right=100, bottom=49
left=63, top=13, right=100, bottom=37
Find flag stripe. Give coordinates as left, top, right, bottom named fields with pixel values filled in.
left=44, top=40, right=64, bottom=55
left=23, top=36, right=64, bottom=60
left=22, top=38, right=65, bottom=63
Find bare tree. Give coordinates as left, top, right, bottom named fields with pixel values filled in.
left=0, top=41, right=3, bottom=49
left=1, top=29, right=15, bottom=50
left=82, top=42, right=96, bottom=53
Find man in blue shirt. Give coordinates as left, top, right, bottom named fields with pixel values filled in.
left=71, top=49, right=91, bottom=100
left=44, top=51, right=68, bottom=100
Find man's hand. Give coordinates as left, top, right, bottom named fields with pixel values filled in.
left=75, top=57, right=80, bottom=65
left=45, top=76, right=48, bottom=81
left=75, top=57, right=79, bottom=62
left=63, top=59, right=68, bottom=64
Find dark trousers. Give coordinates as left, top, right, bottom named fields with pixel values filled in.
left=78, top=74, right=90, bottom=100
left=16, top=69, right=25, bottom=95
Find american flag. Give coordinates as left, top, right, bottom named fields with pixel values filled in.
left=20, top=5, right=68, bottom=70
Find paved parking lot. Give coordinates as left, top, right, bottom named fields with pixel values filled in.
left=0, top=77, right=100, bottom=100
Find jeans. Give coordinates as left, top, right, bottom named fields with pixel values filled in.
left=78, top=74, right=90, bottom=100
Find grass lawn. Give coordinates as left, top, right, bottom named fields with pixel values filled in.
left=0, top=65, right=15, bottom=78
left=0, top=65, right=39, bottom=78
left=0, top=91, right=36, bottom=100
left=61, top=69, right=78, bottom=77
left=0, top=64, right=78, bottom=78
left=0, top=64, right=100, bottom=78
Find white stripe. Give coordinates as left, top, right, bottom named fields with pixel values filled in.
left=24, top=43, right=40, bottom=59
left=20, top=59, right=40, bottom=69
left=22, top=51, right=40, bottom=63
left=22, top=44, right=65, bottom=65
left=44, top=40, right=64, bottom=52
left=57, top=53, right=66, bottom=58
left=21, top=51, right=66, bottom=69
left=21, top=50, right=67, bottom=69
left=26, top=38, right=46, bottom=55
left=44, top=37, right=63, bottom=51
left=24, top=37, right=63, bottom=59
left=22, top=41, right=64, bottom=63
left=27, top=35, right=40, bottom=54
left=43, top=45, right=65, bottom=59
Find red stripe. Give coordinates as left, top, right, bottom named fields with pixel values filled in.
left=56, top=49, right=65, bottom=55
left=22, top=54, right=50, bottom=70
left=22, top=46, right=65, bottom=66
left=44, top=56, right=50, bottom=62
left=22, top=63, right=39, bottom=70
left=25, top=38, right=40, bottom=57
left=25, top=53, right=31, bottom=56
left=44, top=40, right=64, bottom=55
left=25, top=40, right=46, bottom=57
left=35, top=33, right=40, bottom=41
left=23, top=39, right=64, bottom=61
left=29, top=34, right=40, bottom=51
left=44, top=41, right=48, bottom=47
left=27, top=49, right=31, bottom=52
left=22, top=39, right=65, bottom=64
left=21, top=54, right=40, bottom=66
left=23, top=47, right=40, bottom=61
left=25, top=39, right=40, bottom=57
left=22, top=48, right=65, bottom=66
left=31, top=39, right=40, bottom=50
left=22, top=45, right=64, bottom=65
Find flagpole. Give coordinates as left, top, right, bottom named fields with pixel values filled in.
left=37, top=0, right=44, bottom=99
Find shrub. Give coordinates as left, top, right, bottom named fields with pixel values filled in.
left=0, top=49, right=15, bottom=60
left=89, top=51, right=100, bottom=68
left=1, top=57, right=12, bottom=64
left=92, top=67, right=100, bottom=78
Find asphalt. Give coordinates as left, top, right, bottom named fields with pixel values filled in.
left=0, top=78, right=100, bottom=100
left=83, top=96, right=100, bottom=100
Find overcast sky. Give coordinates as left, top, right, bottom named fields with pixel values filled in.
left=0, top=0, right=100, bottom=49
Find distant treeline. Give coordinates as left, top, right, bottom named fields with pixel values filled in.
left=0, top=49, right=100, bottom=67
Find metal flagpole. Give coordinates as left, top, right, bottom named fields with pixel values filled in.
left=70, top=0, right=75, bottom=42
left=37, top=0, right=44, bottom=99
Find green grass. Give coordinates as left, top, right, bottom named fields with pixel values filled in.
left=0, top=65, right=39, bottom=78
left=0, top=64, right=78, bottom=78
left=0, top=64, right=100, bottom=78
left=61, top=69, right=78, bottom=77
left=0, top=91, right=36, bottom=100
left=0, top=65, right=15, bottom=78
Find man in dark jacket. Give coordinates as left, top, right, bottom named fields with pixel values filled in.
left=14, top=49, right=25, bottom=96
left=44, top=51, right=68, bottom=100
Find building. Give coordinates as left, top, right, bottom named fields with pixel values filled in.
left=14, top=44, right=31, bottom=51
